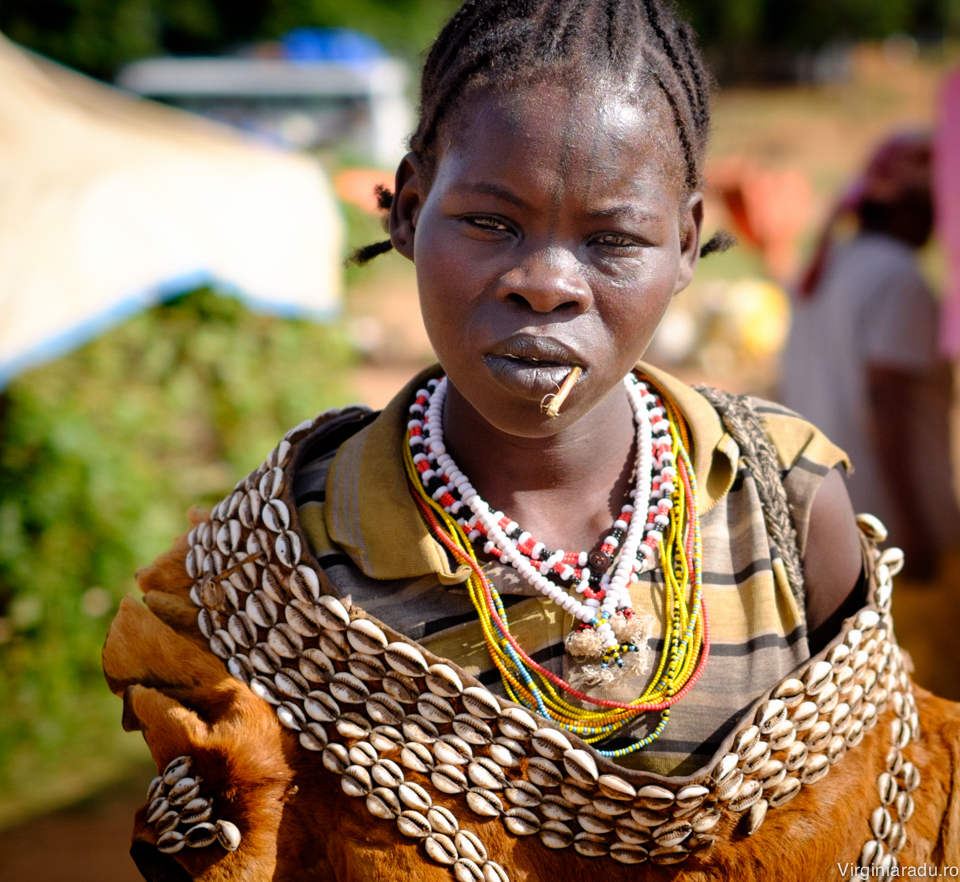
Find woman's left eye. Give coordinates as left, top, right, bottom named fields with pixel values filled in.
left=465, top=216, right=510, bottom=232
left=593, top=233, right=642, bottom=250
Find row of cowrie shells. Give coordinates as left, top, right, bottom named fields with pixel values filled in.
left=146, top=755, right=241, bottom=855
left=190, top=431, right=910, bottom=867
left=858, top=668, right=921, bottom=873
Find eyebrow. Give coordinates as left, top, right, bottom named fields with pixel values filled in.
left=585, top=205, right=663, bottom=221
left=448, top=181, right=530, bottom=209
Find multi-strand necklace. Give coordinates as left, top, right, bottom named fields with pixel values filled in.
left=403, top=373, right=709, bottom=755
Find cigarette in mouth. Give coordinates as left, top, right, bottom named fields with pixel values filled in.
left=542, top=366, right=582, bottom=418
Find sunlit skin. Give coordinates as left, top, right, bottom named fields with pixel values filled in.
left=390, top=80, right=862, bottom=640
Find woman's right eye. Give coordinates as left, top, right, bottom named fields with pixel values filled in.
left=463, top=216, right=511, bottom=233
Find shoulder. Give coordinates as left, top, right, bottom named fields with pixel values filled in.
left=743, top=397, right=850, bottom=477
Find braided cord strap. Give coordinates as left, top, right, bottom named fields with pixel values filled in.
left=695, top=387, right=806, bottom=608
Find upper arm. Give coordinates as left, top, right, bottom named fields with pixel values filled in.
left=802, top=467, right=864, bottom=640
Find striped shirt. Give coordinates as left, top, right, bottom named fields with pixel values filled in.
left=294, top=364, right=848, bottom=776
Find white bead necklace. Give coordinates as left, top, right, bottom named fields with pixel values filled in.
left=409, top=373, right=667, bottom=657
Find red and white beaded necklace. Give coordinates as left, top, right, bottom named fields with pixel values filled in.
left=407, top=373, right=678, bottom=666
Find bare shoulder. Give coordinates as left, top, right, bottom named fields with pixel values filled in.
left=803, top=467, right=864, bottom=639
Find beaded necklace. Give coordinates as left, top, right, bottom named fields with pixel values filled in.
left=404, top=373, right=709, bottom=754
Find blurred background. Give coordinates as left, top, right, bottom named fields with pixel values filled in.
left=0, top=0, right=958, bottom=877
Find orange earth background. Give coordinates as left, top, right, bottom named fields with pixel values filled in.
left=2, top=42, right=960, bottom=880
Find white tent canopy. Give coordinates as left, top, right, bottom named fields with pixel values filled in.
left=0, top=35, right=343, bottom=386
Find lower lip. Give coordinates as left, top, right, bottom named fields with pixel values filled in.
left=484, top=355, right=579, bottom=400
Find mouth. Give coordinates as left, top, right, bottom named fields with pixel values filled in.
left=483, top=335, right=586, bottom=401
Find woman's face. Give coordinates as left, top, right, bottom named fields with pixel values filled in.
left=390, top=81, right=702, bottom=438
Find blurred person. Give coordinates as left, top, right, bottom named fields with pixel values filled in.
left=101, top=4, right=960, bottom=880
left=782, top=132, right=960, bottom=578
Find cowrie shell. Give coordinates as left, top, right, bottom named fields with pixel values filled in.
left=653, top=819, right=692, bottom=847
left=400, top=742, right=435, bottom=774
left=455, top=830, right=488, bottom=862
left=675, top=785, right=709, bottom=809
left=560, top=781, right=592, bottom=806
left=425, top=833, right=458, bottom=865
left=384, top=642, right=428, bottom=677
left=250, top=643, right=282, bottom=675
left=528, top=756, right=563, bottom=788
left=597, top=774, right=636, bottom=801
left=299, top=648, right=334, bottom=682
left=756, top=699, right=787, bottom=734
left=347, top=742, right=378, bottom=767
left=691, top=808, right=722, bottom=832
left=169, top=776, right=201, bottom=805
left=198, top=609, right=223, bottom=641
left=785, top=741, right=808, bottom=771
left=367, top=787, right=401, bottom=820
left=156, top=831, right=185, bottom=854
left=274, top=668, right=309, bottom=700
left=540, top=820, right=575, bottom=849
left=398, top=781, right=432, bottom=812
left=276, top=701, right=306, bottom=732
left=156, top=810, right=181, bottom=835
left=299, top=723, right=328, bottom=752
left=397, top=810, right=431, bottom=839
left=366, top=693, right=405, bottom=726
left=250, top=676, right=280, bottom=705
left=261, top=499, right=290, bottom=534
left=592, top=796, right=629, bottom=817
left=735, top=725, right=761, bottom=758
left=746, top=798, right=768, bottom=835
left=261, top=568, right=291, bottom=606
left=427, top=806, right=459, bottom=836
left=577, top=807, right=615, bottom=835
left=482, top=860, right=509, bottom=882
left=803, top=660, right=834, bottom=695
left=146, top=797, right=170, bottom=824
left=215, top=820, right=241, bottom=851
left=563, top=748, right=598, bottom=784
left=341, top=764, right=372, bottom=798
left=801, top=753, right=830, bottom=785
left=453, top=859, right=483, bottom=882
left=289, top=566, right=320, bottom=603
left=434, top=735, right=472, bottom=765
left=304, top=690, right=339, bottom=723
left=466, top=788, right=503, bottom=817
left=773, top=677, right=805, bottom=707
left=431, top=763, right=468, bottom=794
left=532, top=728, right=572, bottom=760
left=505, top=780, right=542, bottom=808
left=315, top=596, right=351, bottom=631
left=497, top=706, right=537, bottom=740
left=453, top=715, right=494, bottom=746
left=467, top=757, right=506, bottom=790
left=425, top=663, right=463, bottom=697
left=347, top=619, right=388, bottom=654
left=146, top=775, right=165, bottom=803
left=246, top=591, right=278, bottom=630
left=636, top=784, right=676, bottom=809
left=614, top=816, right=649, bottom=844
left=768, top=775, right=801, bottom=808
left=330, top=672, right=370, bottom=704
left=461, top=686, right=500, bottom=719
left=611, top=843, right=649, bottom=864
left=335, top=712, right=372, bottom=741
left=542, top=795, right=577, bottom=821
left=322, top=743, right=349, bottom=774
left=383, top=673, right=420, bottom=704
left=285, top=603, right=319, bottom=638
left=369, top=725, right=404, bottom=753
left=504, top=808, right=540, bottom=836
left=184, top=822, right=218, bottom=848
left=418, top=693, right=456, bottom=725
left=573, top=832, right=609, bottom=858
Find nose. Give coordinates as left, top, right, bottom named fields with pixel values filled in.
left=495, top=247, right=592, bottom=314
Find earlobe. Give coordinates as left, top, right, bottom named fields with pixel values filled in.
left=674, top=192, right=704, bottom=295
left=389, top=153, right=424, bottom=262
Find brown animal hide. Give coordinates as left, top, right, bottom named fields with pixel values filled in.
left=103, top=523, right=960, bottom=881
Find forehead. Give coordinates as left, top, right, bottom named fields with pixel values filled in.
left=436, top=81, right=686, bottom=204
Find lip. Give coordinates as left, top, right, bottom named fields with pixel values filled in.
left=483, top=335, right=586, bottom=400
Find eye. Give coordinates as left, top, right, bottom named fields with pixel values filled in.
left=463, top=215, right=512, bottom=233
left=591, top=232, right=646, bottom=254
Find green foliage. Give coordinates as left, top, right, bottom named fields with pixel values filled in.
left=0, top=289, right=353, bottom=818
left=0, top=0, right=459, bottom=79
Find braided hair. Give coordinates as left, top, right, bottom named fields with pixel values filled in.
left=352, top=0, right=733, bottom=265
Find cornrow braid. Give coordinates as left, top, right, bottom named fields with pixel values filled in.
left=351, top=0, right=730, bottom=265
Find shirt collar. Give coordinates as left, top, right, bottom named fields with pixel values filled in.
left=325, top=364, right=738, bottom=581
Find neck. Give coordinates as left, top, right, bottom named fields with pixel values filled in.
left=442, top=377, right=637, bottom=553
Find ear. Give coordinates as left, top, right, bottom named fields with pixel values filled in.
left=389, top=153, right=425, bottom=262
left=674, top=191, right=704, bottom=295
